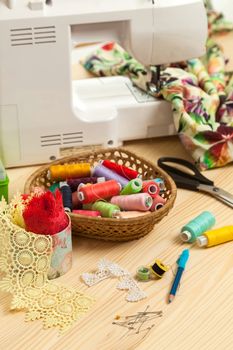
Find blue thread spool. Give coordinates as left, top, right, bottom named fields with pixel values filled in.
left=180, top=211, right=216, bottom=243
left=59, top=181, right=73, bottom=212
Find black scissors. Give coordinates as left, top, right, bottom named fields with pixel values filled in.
left=157, top=157, right=233, bottom=209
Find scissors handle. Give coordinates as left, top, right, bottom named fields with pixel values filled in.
left=157, top=157, right=214, bottom=190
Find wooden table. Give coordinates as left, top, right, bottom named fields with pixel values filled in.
left=1, top=136, right=233, bottom=350
left=1, top=33, right=233, bottom=350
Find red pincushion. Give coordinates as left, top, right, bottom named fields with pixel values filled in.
left=23, top=190, right=68, bottom=235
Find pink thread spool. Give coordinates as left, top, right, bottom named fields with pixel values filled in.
left=72, top=210, right=101, bottom=217
left=110, top=193, right=152, bottom=211
left=119, top=211, right=151, bottom=219
left=142, top=181, right=160, bottom=198
left=150, top=195, right=166, bottom=211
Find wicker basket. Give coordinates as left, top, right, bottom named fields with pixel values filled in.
left=24, top=148, right=177, bottom=241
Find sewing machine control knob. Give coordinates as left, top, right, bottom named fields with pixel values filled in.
left=28, top=0, right=44, bottom=10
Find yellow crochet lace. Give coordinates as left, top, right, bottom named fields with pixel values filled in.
left=0, top=198, right=94, bottom=333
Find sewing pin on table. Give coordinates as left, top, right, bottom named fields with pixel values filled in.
left=168, top=249, right=189, bottom=303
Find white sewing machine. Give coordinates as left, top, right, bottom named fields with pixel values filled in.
left=0, top=0, right=207, bottom=167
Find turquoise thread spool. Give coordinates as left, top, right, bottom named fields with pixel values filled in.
left=180, top=211, right=216, bottom=243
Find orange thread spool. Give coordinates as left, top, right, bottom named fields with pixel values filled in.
left=49, top=163, right=91, bottom=181
left=78, top=180, right=121, bottom=204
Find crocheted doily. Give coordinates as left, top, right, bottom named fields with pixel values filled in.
left=0, top=198, right=94, bottom=333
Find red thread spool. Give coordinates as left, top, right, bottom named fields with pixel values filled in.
left=101, top=160, right=139, bottom=180
left=72, top=191, right=82, bottom=209
left=78, top=180, right=121, bottom=204
left=150, top=195, right=166, bottom=211
left=142, top=181, right=160, bottom=198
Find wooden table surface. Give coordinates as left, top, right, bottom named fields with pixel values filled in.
left=1, top=32, right=233, bottom=350
left=1, top=136, right=233, bottom=350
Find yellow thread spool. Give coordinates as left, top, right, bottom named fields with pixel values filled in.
left=49, top=163, right=91, bottom=181
left=197, top=226, right=233, bottom=247
left=150, top=259, right=169, bottom=278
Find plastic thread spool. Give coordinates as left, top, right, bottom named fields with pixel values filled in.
left=180, top=211, right=216, bottom=243
left=72, top=210, right=101, bottom=217
left=49, top=182, right=59, bottom=193
left=49, top=163, right=91, bottom=181
left=67, top=177, right=104, bottom=192
left=92, top=163, right=129, bottom=188
left=150, top=195, right=166, bottom=212
left=153, top=178, right=165, bottom=191
left=101, top=159, right=139, bottom=180
left=91, top=201, right=120, bottom=218
left=78, top=180, right=121, bottom=204
left=59, top=181, right=72, bottom=212
left=111, top=193, right=152, bottom=211
left=150, top=259, right=169, bottom=278
left=120, top=178, right=142, bottom=195
left=136, top=266, right=151, bottom=281
left=197, top=226, right=233, bottom=248
left=142, top=181, right=160, bottom=198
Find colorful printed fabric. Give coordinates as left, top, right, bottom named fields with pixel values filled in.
left=81, top=4, right=233, bottom=170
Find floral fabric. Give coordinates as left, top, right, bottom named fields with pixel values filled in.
left=81, top=4, right=233, bottom=170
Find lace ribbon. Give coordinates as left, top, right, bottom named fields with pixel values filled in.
left=0, top=198, right=94, bottom=333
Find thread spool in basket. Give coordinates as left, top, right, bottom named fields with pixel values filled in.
left=150, top=195, right=166, bottom=212
left=78, top=180, right=121, bottom=204
left=48, top=163, right=91, bottom=181
left=111, top=193, right=152, bottom=211
left=59, top=181, right=72, bottom=212
left=101, top=159, right=139, bottom=180
left=92, top=164, right=129, bottom=188
left=120, top=178, right=142, bottom=195
left=142, top=181, right=160, bottom=198
left=67, top=176, right=105, bottom=192
left=90, top=201, right=121, bottom=218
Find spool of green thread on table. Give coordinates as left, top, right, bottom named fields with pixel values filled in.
left=180, top=211, right=216, bottom=243
left=120, top=178, right=142, bottom=195
left=136, top=266, right=151, bottom=281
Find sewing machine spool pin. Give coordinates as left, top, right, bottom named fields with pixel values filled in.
left=149, top=65, right=163, bottom=95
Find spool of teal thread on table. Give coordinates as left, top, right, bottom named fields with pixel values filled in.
left=180, top=211, right=216, bottom=243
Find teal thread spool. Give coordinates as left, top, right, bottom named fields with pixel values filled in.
left=91, top=201, right=120, bottom=218
left=120, top=178, right=142, bottom=195
left=180, top=211, right=216, bottom=243
left=49, top=182, right=60, bottom=193
left=136, top=266, right=151, bottom=281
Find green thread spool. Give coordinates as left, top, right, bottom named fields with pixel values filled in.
left=120, top=178, right=142, bottom=195
left=49, top=182, right=60, bottom=193
left=180, top=211, right=216, bottom=243
left=91, top=201, right=120, bottom=218
left=136, top=266, right=151, bottom=281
